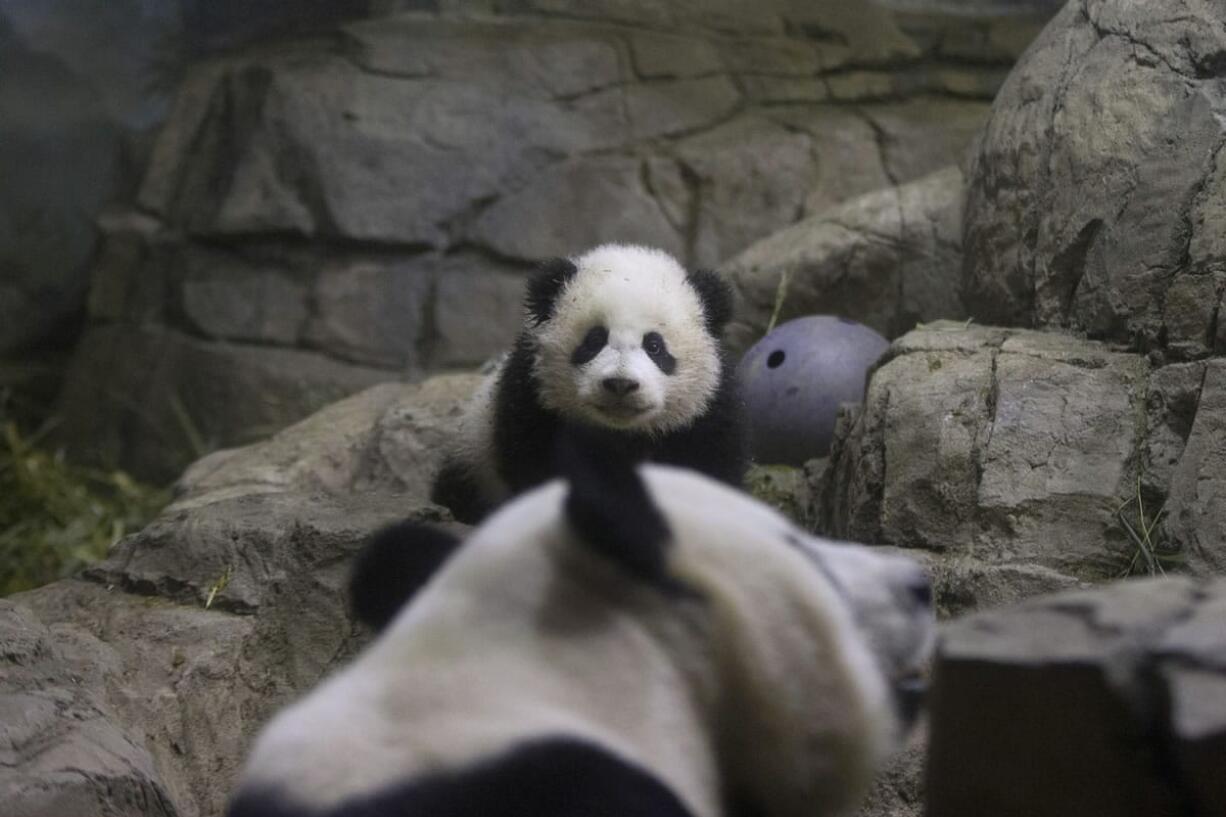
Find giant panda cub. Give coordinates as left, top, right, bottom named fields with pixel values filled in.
left=433, top=243, right=747, bottom=523
left=228, top=437, right=935, bottom=817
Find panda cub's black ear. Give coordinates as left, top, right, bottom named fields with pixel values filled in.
left=349, top=521, right=463, bottom=632
left=687, top=268, right=735, bottom=334
left=526, top=257, right=579, bottom=325
left=556, top=427, right=695, bottom=598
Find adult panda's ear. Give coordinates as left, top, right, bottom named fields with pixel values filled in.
left=555, top=427, right=697, bottom=598
left=349, top=521, right=463, bottom=632
left=687, top=268, right=735, bottom=334
left=526, top=257, right=579, bottom=325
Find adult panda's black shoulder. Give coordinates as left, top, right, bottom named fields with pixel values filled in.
left=432, top=243, right=747, bottom=523
left=227, top=436, right=935, bottom=817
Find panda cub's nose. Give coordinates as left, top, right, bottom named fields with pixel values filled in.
left=602, top=377, right=640, bottom=396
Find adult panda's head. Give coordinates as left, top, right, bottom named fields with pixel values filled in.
left=525, top=244, right=732, bottom=434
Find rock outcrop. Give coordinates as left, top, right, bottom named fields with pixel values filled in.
left=962, top=0, right=1226, bottom=360
left=0, top=376, right=475, bottom=817
left=928, top=576, right=1226, bottom=817
left=814, top=321, right=1225, bottom=614
left=56, top=0, right=1058, bottom=480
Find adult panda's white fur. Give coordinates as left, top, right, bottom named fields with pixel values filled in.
left=229, top=440, right=934, bottom=817
left=432, top=244, right=747, bottom=523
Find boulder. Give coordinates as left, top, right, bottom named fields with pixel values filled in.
left=962, top=0, right=1226, bottom=359
left=725, top=166, right=966, bottom=356
left=0, top=374, right=476, bottom=817
left=816, top=321, right=1226, bottom=606
left=928, top=577, right=1226, bottom=816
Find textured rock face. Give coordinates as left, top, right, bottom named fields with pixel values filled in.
left=725, top=166, right=966, bottom=355
left=928, top=577, right=1226, bottom=817
left=58, top=0, right=1059, bottom=479
left=963, top=0, right=1226, bottom=359
left=0, top=375, right=475, bottom=817
left=0, top=12, right=129, bottom=355
left=0, top=599, right=179, bottom=817
left=815, top=321, right=1225, bottom=612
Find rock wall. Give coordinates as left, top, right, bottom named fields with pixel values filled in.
left=54, top=0, right=1056, bottom=480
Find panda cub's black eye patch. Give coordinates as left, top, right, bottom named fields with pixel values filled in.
left=571, top=325, right=609, bottom=366
left=642, top=332, right=676, bottom=375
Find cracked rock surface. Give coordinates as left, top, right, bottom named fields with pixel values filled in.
left=928, top=576, right=1226, bottom=817
left=57, top=0, right=1056, bottom=481
left=724, top=165, right=966, bottom=356
left=814, top=321, right=1225, bottom=614
left=963, top=0, right=1226, bottom=358
left=0, top=376, right=475, bottom=817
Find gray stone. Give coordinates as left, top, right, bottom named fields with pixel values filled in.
left=928, top=577, right=1226, bottom=817
left=178, top=247, right=310, bottom=346
left=669, top=115, right=821, bottom=269
left=55, top=325, right=391, bottom=482
left=174, top=375, right=481, bottom=508
left=431, top=268, right=526, bottom=368
left=1163, top=273, right=1225, bottom=359
left=0, top=27, right=127, bottom=353
left=817, top=322, right=1150, bottom=580
left=1141, top=361, right=1206, bottom=498
left=781, top=3, right=920, bottom=66
left=725, top=166, right=966, bottom=355
left=138, top=53, right=625, bottom=246
left=1161, top=360, right=1226, bottom=575
left=854, top=724, right=926, bottom=817
left=0, top=599, right=179, bottom=817
left=1, top=373, right=478, bottom=817
left=343, top=17, right=623, bottom=98
left=855, top=99, right=991, bottom=185
left=625, top=76, right=742, bottom=141
left=745, top=464, right=813, bottom=530
left=977, top=338, right=1147, bottom=573
left=962, top=0, right=1226, bottom=357
left=627, top=30, right=724, bottom=78
left=304, top=259, right=433, bottom=369
left=768, top=106, right=894, bottom=216
left=467, top=156, right=684, bottom=261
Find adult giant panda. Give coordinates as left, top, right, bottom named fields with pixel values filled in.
left=432, top=243, right=747, bottom=523
left=227, top=436, right=935, bottom=817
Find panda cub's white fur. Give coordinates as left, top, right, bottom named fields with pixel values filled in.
left=230, top=454, right=934, bottom=817
left=432, top=243, right=748, bottom=523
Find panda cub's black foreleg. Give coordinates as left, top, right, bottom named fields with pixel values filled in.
left=430, top=457, right=496, bottom=525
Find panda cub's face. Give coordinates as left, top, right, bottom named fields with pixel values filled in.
left=529, top=245, right=725, bottom=434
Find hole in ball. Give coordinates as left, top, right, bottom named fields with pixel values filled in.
left=767, top=350, right=785, bottom=369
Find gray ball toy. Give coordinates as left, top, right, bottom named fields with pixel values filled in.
left=737, top=316, right=889, bottom=465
